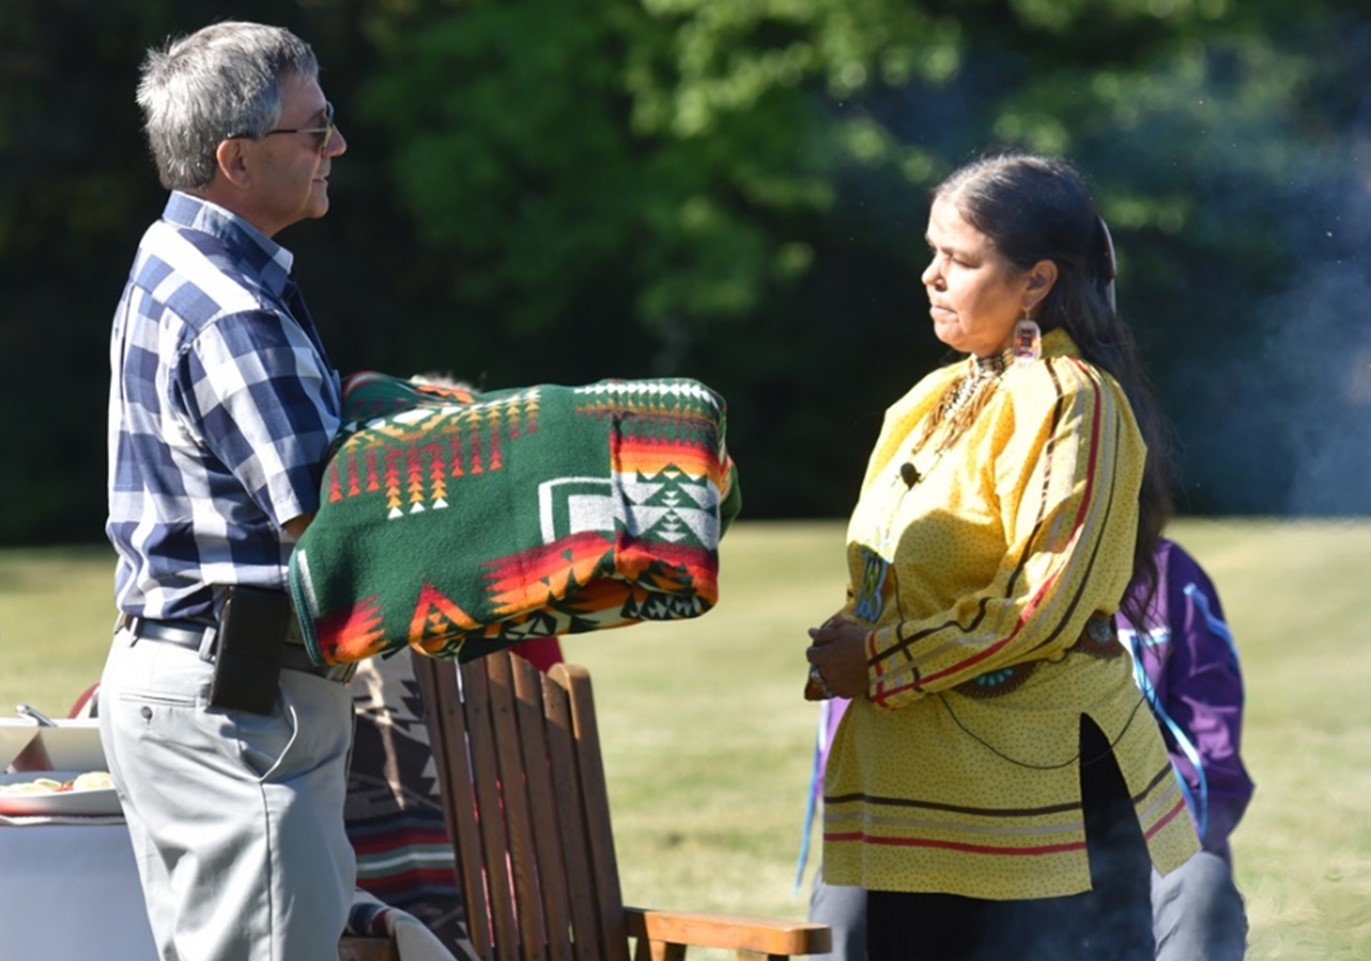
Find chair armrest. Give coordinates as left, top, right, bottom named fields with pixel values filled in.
left=624, top=905, right=831, bottom=960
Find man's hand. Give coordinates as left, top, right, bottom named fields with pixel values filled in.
left=282, top=512, right=316, bottom=543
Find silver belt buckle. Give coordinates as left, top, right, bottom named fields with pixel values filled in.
left=196, top=624, right=219, bottom=663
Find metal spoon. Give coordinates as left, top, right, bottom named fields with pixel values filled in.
left=16, top=703, right=58, bottom=727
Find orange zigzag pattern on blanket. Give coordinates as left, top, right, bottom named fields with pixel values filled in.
left=614, top=435, right=729, bottom=484
left=482, top=533, right=719, bottom=617
left=408, top=580, right=482, bottom=654
left=616, top=540, right=719, bottom=598
left=483, top=531, right=616, bottom=616
left=315, top=595, right=387, bottom=662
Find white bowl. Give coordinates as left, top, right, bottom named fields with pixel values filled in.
left=0, top=718, right=40, bottom=771
left=32, top=719, right=106, bottom=771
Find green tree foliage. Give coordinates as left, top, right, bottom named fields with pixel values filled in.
left=1, top=0, right=1367, bottom=544
left=995, top=6, right=1371, bottom=514
left=352, top=0, right=960, bottom=515
left=352, top=0, right=1371, bottom=518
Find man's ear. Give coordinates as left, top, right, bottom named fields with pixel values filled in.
left=214, top=138, right=253, bottom=189
left=1023, top=259, right=1059, bottom=311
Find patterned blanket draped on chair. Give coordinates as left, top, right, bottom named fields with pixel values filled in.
left=343, top=639, right=564, bottom=952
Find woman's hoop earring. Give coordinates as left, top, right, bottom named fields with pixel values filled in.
left=1013, top=313, right=1042, bottom=365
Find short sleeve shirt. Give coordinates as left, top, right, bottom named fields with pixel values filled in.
left=106, top=192, right=342, bottom=621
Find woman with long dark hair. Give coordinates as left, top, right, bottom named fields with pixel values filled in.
left=805, top=151, right=1198, bottom=961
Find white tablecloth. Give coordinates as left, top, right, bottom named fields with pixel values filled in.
left=0, top=819, right=157, bottom=960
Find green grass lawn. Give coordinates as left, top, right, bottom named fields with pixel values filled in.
left=0, top=543, right=117, bottom=715
left=3, top=518, right=1369, bottom=959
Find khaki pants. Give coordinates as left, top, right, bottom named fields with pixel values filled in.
left=99, top=627, right=356, bottom=961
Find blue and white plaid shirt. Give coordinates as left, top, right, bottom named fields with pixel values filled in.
left=107, top=192, right=342, bottom=622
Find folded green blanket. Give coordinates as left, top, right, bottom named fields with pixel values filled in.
left=288, top=373, right=741, bottom=665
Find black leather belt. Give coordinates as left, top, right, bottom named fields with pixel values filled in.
left=116, top=613, right=356, bottom=684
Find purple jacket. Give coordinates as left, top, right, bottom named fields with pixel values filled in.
left=803, top=539, right=1254, bottom=881
left=1116, top=538, right=1254, bottom=863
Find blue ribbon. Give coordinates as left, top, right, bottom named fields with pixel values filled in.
left=793, top=699, right=832, bottom=895
left=1124, top=577, right=1235, bottom=844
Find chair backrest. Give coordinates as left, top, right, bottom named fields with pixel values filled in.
left=416, top=650, right=631, bottom=961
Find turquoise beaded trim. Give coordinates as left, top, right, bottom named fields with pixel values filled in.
left=953, top=614, right=1120, bottom=699
left=976, top=668, right=1016, bottom=688
left=955, top=660, right=1038, bottom=699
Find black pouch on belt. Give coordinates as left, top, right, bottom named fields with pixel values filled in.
left=207, top=586, right=290, bottom=715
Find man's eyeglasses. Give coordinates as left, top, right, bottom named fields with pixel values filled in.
left=229, top=103, right=337, bottom=151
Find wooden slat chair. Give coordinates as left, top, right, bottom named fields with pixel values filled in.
left=339, top=935, right=400, bottom=960
left=414, top=649, right=831, bottom=961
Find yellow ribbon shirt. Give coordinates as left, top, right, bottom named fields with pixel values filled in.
left=824, top=329, right=1199, bottom=900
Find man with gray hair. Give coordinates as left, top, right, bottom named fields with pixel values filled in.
left=99, top=21, right=355, bottom=960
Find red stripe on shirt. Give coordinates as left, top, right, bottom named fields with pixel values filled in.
left=824, top=798, right=1187, bottom=860
left=1143, top=798, right=1191, bottom=840
left=824, top=831, right=1087, bottom=857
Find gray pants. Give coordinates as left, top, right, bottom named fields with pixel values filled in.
left=1152, top=853, right=1248, bottom=961
left=99, top=627, right=356, bottom=961
left=808, top=852, right=1248, bottom=961
left=808, top=866, right=866, bottom=961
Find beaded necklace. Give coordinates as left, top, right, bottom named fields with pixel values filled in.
left=856, top=348, right=1016, bottom=623
left=898, top=347, right=1014, bottom=489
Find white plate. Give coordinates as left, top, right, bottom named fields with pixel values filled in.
left=0, top=719, right=40, bottom=771
left=0, top=771, right=121, bottom=818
